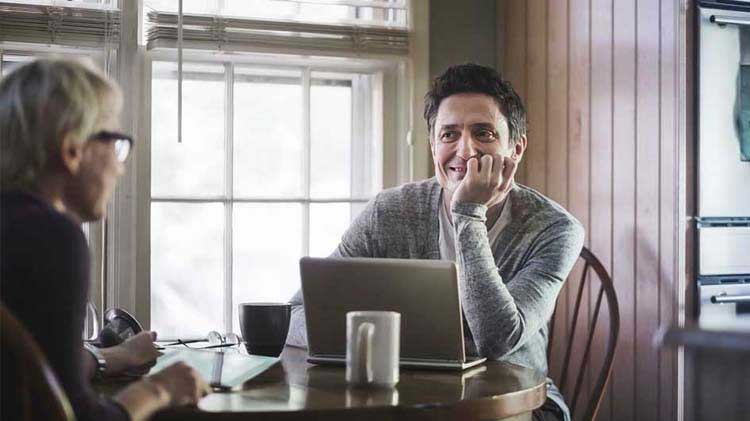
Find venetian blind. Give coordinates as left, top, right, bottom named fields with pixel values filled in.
left=145, top=0, right=409, bottom=56
left=0, top=1, right=120, bottom=48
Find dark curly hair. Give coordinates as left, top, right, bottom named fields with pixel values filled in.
left=424, top=63, right=527, bottom=144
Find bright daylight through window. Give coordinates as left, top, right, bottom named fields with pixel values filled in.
left=145, top=0, right=408, bottom=340
left=0, top=0, right=410, bottom=340
left=149, top=61, right=380, bottom=338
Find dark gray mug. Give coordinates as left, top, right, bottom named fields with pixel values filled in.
left=238, top=302, right=291, bottom=357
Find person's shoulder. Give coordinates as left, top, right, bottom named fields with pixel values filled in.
left=372, top=178, right=439, bottom=211
left=363, top=178, right=439, bottom=233
left=511, top=184, right=584, bottom=236
left=1, top=190, right=86, bottom=249
left=374, top=178, right=439, bottom=203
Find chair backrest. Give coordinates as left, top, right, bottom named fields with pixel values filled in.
left=0, top=304, right=76, bottom=421
left=547, top=247, right=620, bottom=421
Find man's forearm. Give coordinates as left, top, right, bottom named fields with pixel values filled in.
left=286, top=305, right=308, bottom=348
left=453, top=202, right=585, bottom=360
left=452, top=202, right=524, bottom=359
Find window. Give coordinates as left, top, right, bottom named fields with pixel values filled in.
left=2, top=0, right=423, bottom=334
left=141, top=0, right=411, bottom=339
left=149, top=60, right=383, bottom=338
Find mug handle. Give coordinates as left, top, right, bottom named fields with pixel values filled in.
left=356, top=322, right=375, bottom=384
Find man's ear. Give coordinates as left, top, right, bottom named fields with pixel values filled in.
left=59, top=133, right=84, bottom=175
left=512, top=135, right=527, bottom=161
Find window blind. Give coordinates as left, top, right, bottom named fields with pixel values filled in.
left=0, top=2, right=120, bottom=48
left=145, top=10, right=409, bottom=56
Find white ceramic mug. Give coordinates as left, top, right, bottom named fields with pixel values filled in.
left=346, top=311, right=400, bottom=388
left=345, top=386, right=399, bottom=407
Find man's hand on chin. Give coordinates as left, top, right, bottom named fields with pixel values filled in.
left=451, top=154, right=518, bottom=209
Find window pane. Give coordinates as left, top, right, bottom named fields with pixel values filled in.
left=151, top=202, right=224, bottom=339
left=309, top=203, right=350, bottom=257
left=151, top=61, right=225, bottom=197
left=1, top=53, right=104, bottom=77
left=1, top=55, right=32, bottom=77
left=233, top=67, right=303, bottom=198
left=310, top=78, right=352, bottom=198
left=309, top=202, right=367, bottom=257
left=232, top=203, right=303, bottom=333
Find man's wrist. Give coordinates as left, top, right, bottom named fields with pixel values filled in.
left=451, top=201, right=488, bottom=220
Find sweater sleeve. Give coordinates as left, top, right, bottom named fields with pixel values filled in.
left=451, top=201, right=584, bottom=359
left=1, top=193, right=128, bottom=420
left=286, top=194, right=379, bottom=348
left=37, top=222, right=130, bottom=421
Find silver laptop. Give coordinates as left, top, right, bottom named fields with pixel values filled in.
left=300, top=257, right=486, bottom=370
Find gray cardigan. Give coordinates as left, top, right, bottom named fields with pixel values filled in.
left=288, top=178, right=583, bottom=415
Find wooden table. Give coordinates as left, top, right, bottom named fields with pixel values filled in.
left=145, top=346, right=547, bottom=421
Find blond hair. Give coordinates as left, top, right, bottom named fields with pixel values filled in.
left=0, top=57, right=122, bottom=190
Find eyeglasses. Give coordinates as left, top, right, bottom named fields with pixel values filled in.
left=163, top=331, right=241, bottom=350
left=88, top=130, right=133, bottom=163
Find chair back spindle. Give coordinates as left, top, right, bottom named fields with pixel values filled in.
left=547, top=247, right=620, bottom=421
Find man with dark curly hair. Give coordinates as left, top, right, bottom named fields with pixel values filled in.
left=289, top=63, right=583, bottom=421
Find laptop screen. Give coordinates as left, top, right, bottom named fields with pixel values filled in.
left=300, top=257, right=467, bottom=362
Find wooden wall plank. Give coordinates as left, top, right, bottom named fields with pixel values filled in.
left=500, top=0, right=682, bottom=419
left=525, top=0, right=548, bottom=193
left=611, top=0, right=637, bottom=419
left=635, top=0, right=661, bottom=419
left=502, top=0, right=527, bottom=184
left=546, top=0, right=570, bottom=387
left=546, top=0, right=569, bottom=208
left=566, top=0, right=591, bottom=416
left=659, top=0, right=678, bottom=420
left=590, top=0, right=614, bottom=418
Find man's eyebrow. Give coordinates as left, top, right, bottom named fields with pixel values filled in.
left=438, top=124, right=460, bottom=131
left=470, top=122, right=497, bottom=130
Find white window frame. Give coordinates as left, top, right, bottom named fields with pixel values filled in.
left=0, top=0, right=429, bottom=327
left=129, top=48, right=413, bottom=331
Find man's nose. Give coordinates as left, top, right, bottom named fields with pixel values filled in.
left=456, top=131, right=478, bottom=159
left=115, top=160, right=125, bottom=177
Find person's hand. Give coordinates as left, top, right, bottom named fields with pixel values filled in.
left=101, top=331, right=161, bottom=375
left=113, top=362, right=211, bottom=421
left=451, top=153, right=518, bottom=209
left=148, top=362, right=211, bottom=406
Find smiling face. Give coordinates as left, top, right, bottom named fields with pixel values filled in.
left=431, top=92, right=519, bottom=194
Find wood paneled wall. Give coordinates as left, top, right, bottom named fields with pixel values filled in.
left=499, top=1, right=683, bottom=420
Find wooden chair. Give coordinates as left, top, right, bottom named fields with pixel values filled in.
left=1, top=304, right=76, bottom=421
left=547, top=247, right=620, bottom=421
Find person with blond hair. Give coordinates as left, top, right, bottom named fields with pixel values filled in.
left=1, top=58, right=210, bottom=420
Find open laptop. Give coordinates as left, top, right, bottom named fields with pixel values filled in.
left=300, top=257, right=486, bottom=370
